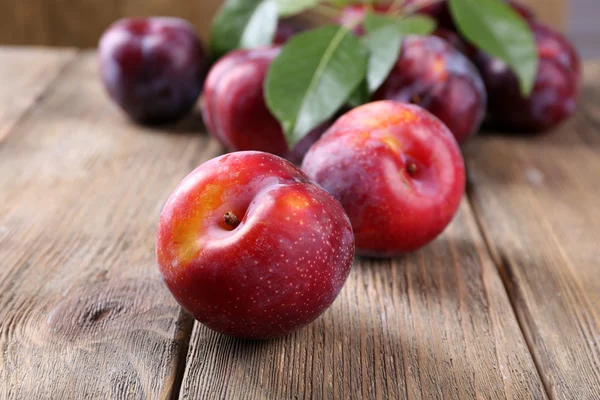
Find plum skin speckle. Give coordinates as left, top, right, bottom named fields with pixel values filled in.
left=156, top=151, right=355, bottom=339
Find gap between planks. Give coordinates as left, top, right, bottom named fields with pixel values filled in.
left=463, top=61, right=600, bottom=400
left=465, top=184, right=553, bottom=400
left=0, top=50, right=219, bottom=399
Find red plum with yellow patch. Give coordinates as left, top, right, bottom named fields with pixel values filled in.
left=156, top=151, right=355, bottom=339
left=302, top=101, right=465, bottom=257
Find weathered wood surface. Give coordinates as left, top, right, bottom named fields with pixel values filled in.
left=0, top=51, right=218, bottom=399
left=179, top=200, right=546, bottom=399
left=464, top=61, right=600, bottom=399
left=2, top=49, right=600, bottom=400
left=0, top=0, right=565, bottom=48
left=0, top=47, right=76, bottom=141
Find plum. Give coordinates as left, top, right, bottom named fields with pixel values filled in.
left=201, top=47, right=328, bottom=163
left=99, top=17, right=207, bottom=123
left=303, top=101, right=465, bottom=257
left=476, top=22, right=581, bottom=131
left=156, top=151, right=354, bottom=338
left=373, top=35, right=487, bottom=144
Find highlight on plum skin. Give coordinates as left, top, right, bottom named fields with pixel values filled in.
left=302, top=101, right=466, bottom=257
left=156, top=151, right=355, bottom=339
left=99, top=17, right=208, bottom=124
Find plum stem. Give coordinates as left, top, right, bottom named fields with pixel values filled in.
left=407, top=163, right=418, bottom=176
left=224, top=212, right=240, bottom=228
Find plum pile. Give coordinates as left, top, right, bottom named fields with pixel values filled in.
left=97, top=5, right=582, bottom=339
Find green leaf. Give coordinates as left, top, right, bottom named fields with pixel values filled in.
left=210, top=0, right=278, bottom=59
left=364, top=14, right=437, bottom=36
left=240, top=1, right=278, bottom=48
left=265, top=25, right=368, bottom=148
left=361, top=13, right=436, bottom=93
left=363, top=26, right=403, bottom=93
left=274, top=0, right=321, bottom=17
left=448, top=0, right=538, bottom=95
left=397, top=15, right=437, bottom=35
left=348, top=80, right=370, bottom=108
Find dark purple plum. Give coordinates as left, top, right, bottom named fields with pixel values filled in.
left=476, top=22, right=581, bottom=132
left=433, top=28, right=477, bottom=59
left=373, top=35, right=487, bottom=144
left=99, top=17, right=207, bottom=124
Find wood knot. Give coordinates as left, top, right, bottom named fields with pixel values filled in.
left=47, top=278, right=163, bottom=342
left=84, top=303, right=124, bottom=324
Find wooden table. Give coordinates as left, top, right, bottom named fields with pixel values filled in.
left=0, top=47, right=598, bottom=400
left=0, top=0, right=566, bottom=47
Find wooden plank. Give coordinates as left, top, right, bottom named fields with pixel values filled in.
left=0, top=0, right=118, bottom=48
left=0, top=51, right=221, bottom=399
left=0, top=0, right=566, bottom=47
left=0, top=2, right=50, bottom=46
left=0, top=0, right=214, bottom=47
left=464, top=61, right=600, bottom=399
left=118, top=0, right=221, bottom=44
left=43, top=0, right=118, bottom=47
left=179, top=200, right=547, bottom=399
left=521, top=0, right=566, bottom=30
left=0, top=47, right=76, bottom=141
left=576, top=62, right=600, bottom=146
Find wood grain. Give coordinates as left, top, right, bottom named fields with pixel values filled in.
left=0, top=47, right=76, bottom=141
left=4, top=48, right=599, bottom=399
left=0, top=0, right=565, bottom=48
left=0, top=51, right=221, bottom=399
left=179, top=200, right=547, bottom=400
left=464, top=62, right=600, bottom=399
